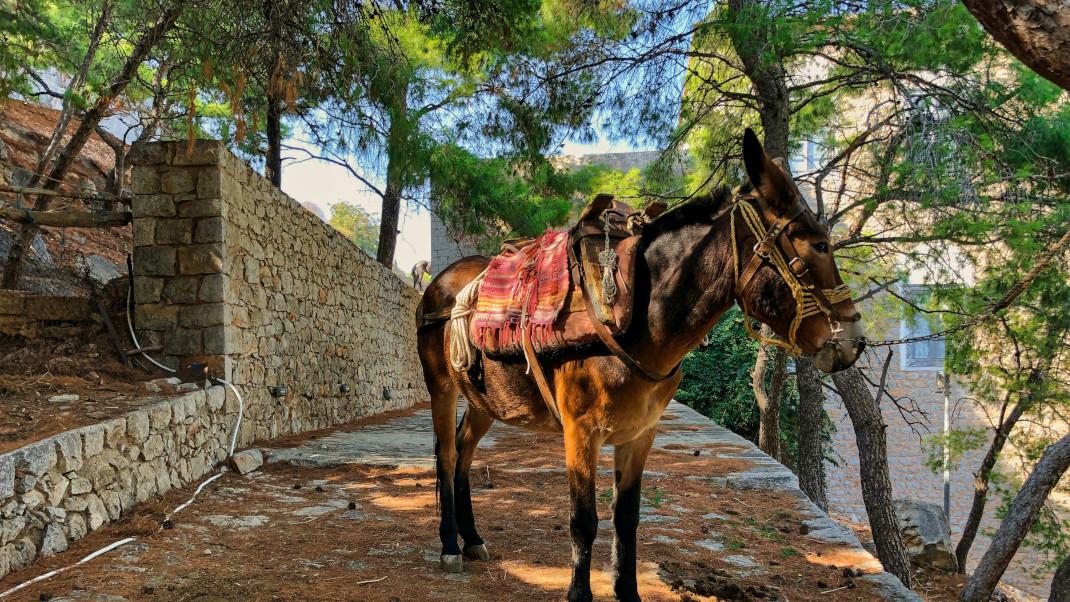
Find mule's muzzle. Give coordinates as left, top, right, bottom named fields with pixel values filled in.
left=812, top=321, right=866, bottom=373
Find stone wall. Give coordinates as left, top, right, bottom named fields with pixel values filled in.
left=0, top=291, right=95, bottom=338
left=0, top=386, right=236, bottom=578
left=128, top=141, right=425, bottom=445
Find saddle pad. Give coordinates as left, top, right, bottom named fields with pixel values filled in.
left=471, top=230, right=571, bottom=352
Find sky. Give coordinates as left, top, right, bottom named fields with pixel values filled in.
left=279, top=136, right=651, bottom=273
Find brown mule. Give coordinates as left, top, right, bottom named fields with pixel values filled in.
left=416, top=129, right=866, bottom=601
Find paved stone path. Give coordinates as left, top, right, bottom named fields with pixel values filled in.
left=4, top=401, right=921, bottom=602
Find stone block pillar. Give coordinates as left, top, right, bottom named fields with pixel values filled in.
left=128, top=141, right=229, bottom=378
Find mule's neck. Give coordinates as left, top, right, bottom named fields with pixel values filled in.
left=627, top=215, right=738, bottom=375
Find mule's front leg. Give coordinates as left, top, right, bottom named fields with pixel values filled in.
left=564, top=424, right=601, bottom=602
left=612, top=428, right=656, bottom=602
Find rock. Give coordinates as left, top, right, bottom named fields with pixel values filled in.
left=40, top=523, right=68, bottom=556
left=893, top=498, right=958, bottom=572
left=66, top=513, right=87, bottom=540
left=229, top=449, right=263, bottom=475
left=48, top=394, right=80, bottom=404
left=86, top=494, right=108, bottom=529
left=77, top=255, right=125, bottom=286
left=69, top=477, right=92, bottom=495
left=0, top=454, right=13, bottom=498
left=201, top=514, right=269, bottom=529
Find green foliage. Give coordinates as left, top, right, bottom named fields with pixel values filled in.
left=329, top=202, right=380, bottom=257
left=676, top=308, right=810, bottom=460
left=921, top=428, right=988, bottom=474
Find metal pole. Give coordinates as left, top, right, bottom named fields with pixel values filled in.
left=941, top=371, right=951, bottom=528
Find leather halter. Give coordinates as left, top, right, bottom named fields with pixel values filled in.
left=730, top=192, right=859, bottom=355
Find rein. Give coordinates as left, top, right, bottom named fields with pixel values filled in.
left=729, top=193, right=856, bottom=355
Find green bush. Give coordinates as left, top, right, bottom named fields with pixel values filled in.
left=675, top=307, right=804, bottom=461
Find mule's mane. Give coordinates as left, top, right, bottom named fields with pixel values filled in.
left=641, top=185, right=734, bottom=241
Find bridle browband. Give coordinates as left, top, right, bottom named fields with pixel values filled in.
left=729, top=191, right=860, bottom=355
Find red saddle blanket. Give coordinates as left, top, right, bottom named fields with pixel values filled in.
left=471, top=230, right=571, bottom=353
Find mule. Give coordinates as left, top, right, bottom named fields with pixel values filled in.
left=415, top=129, right=866, bottom=601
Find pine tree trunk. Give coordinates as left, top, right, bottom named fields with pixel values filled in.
left=1, top=4, right=184, bottom=289
left=955, top=401, right=1027, bottom=573
left=265, top=97, right=282, bottom=187
left=961, top=431, right=1070, bottom=602
left=376, top=179, right=401, bottom=269
left=831, top=367, right=913, bottom=588
left=751, top=325, right=781, bottom=459
left=1050, top=553, right=1070, bottom=602
left=375, top=80, right=409, bottom=269
left=796, top=357, right=829, bottom=511
left=961, top=0, right=1070, bottom=93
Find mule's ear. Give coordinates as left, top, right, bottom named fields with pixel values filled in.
left=742, top=129, right=794, bottom=210
left=742, top=128, right=765, bottom=188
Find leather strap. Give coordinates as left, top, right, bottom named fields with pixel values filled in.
left=568, top=241, right=680, bottom=383
left=521, top=326, right=564, bottom=426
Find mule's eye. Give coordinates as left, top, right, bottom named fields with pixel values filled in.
left=814, top=241, right=829, bottom=253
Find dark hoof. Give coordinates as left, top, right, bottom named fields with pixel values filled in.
left=463, top=543, right=491, bottom=561
left=440, top=554, right=463, bottom=573
left=614, top=589, right=641, bottom=602
left=567, top=588, right=593, bottom=602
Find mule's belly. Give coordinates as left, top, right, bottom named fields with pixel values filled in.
left=456, top=354, right=679, bottom=442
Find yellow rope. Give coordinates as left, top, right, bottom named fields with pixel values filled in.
left=730, top=197, right=855, bottom=355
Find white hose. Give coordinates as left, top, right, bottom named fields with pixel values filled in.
left=0, top=295, right=248, bottom=599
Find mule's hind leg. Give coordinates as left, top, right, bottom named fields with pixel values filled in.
left=454, top=406, right=494, bottom=561
left=564, top=423, right=603, bottom=602
left=611, top=427, right=656, bottom=602
left=430, top=384, right=464, bottom=573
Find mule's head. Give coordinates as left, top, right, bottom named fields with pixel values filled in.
left=735, top=129, right=865, bottom=373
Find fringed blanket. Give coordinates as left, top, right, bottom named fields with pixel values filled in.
left=472, top=230, right=571, bottom=352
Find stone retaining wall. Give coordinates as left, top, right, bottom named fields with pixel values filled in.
left=0, top=291, right=96, bottom=339
left=0, top=386, right=237, bottom=578
left=128, top=140, right=425, bottom=443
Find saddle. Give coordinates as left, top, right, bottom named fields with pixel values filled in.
left=472, top=193, right=666, bottom=358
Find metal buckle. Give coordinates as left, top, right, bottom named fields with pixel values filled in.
left=753, top=242, right=770, bottom=259
left=788, top=256, right=809, bottom=277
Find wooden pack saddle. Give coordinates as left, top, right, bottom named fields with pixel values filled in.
left=477, top=193, right=666, bottom=358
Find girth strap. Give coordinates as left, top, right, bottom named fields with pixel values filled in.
left=567, top=240, right=681, bottom=383
left=521, top=327, right=564, bottom=427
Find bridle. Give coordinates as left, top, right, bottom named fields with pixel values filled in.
left=729, top=191, right=860, bottom=355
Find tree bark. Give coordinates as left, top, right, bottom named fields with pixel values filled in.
left=1051, top=553, right=1070, bottom=602
left=375, top=80, right=409, bottom=269
left=264, top=1, right=283, bottom=187
left=955, top=400, right=1028, bottom=573
left=961, top=0, right=1070, bottom=93
left=1, top=4, right=184, bottom=289
left=726, top=0, right=790, bottom=158
left=376, top=178, right=401, bottom=268
left=961, top=431, right=1070, bottom=602
left=753, top=330, right=787, bottom=461
left=795, top=357, right=829, bottom=511
left=831, top=367, right=913, bottom=588
left=265, top=97, right=282, bottom=187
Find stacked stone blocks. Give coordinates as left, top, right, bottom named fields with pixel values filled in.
left=0, top=387, right=236, bottom=578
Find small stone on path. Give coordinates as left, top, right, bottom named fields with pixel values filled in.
left=48, top=394, right=79, bottom=404
left=229, top=449, right=264, bottom=475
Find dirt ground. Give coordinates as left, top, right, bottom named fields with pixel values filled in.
left=0, top=329, right=169, bottom=453
left=0, top=406, right=968, bottom=602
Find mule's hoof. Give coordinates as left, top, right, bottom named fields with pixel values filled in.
left=463, top=543, right=491, bottom=561
left=440, top=554, right=463, bottom=573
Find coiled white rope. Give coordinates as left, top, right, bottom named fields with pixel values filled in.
left=0, top=295, right=247, bottom=599
left=448, top=270, right=486, bottom=371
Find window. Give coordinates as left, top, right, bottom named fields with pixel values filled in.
left=899, top=286, right=946, bottom=370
